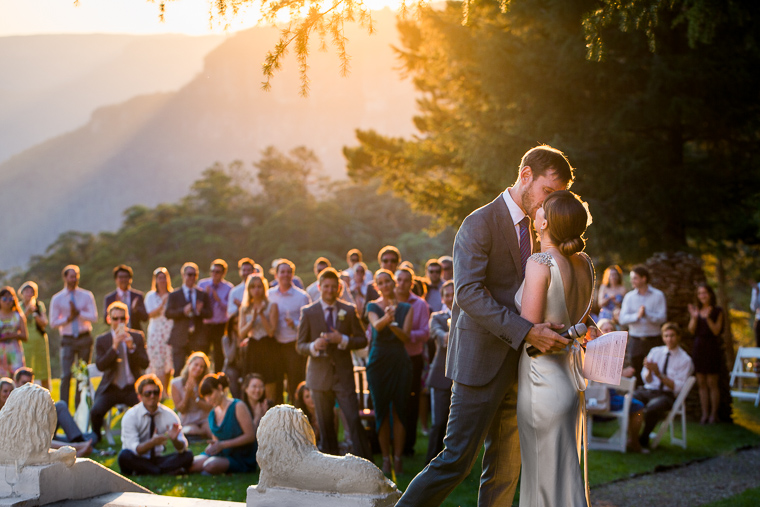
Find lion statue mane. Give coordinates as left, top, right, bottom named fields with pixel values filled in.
left=0, top=383, right=76, bottom=467
left=256, top=405, right=397, bottom=495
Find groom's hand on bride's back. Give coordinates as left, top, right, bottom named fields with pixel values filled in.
left=524, top=323, right=569, bottom=353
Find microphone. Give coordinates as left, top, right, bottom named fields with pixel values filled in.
left=526, top=323, right=588, bottom=357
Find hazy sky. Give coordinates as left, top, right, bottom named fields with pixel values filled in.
left=1, top=0, right=400, bottom=36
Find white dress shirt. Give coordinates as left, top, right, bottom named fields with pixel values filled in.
left=120, top=402, right=187, bottom=456
left=641, top=345, right=694, bottom=394
left=619, top=286, right=667, bottom=337
left=503, top=188, right=530, bottom=250
left=49, top=287, right=98, bottom=335
left=268, top=285, right=311, bottom=344
left=227, top=282, right=246, bottom=319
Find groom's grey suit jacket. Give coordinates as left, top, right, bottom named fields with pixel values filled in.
left=447, top=193, right=536, bottom=387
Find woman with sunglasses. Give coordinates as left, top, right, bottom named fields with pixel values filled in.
left=145, top=267, right=175, bottom=395
left=0, top=287, right=28, bottom=378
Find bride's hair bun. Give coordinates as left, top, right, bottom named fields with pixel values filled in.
left=543, top=190, right=592, bottom=256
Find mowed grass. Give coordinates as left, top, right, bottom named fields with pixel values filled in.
left=48, top=379, right=760, bottom=506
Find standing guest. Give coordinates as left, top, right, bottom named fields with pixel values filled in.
left=103, top=265, right=148, bottom=333
left=438, top=256, right=453, bottom=282
left=0, top=287, right=27, bottom=378
left=306, top=257, right=354, bottom=305
left=269, top=259, right=306, bottom=290
left=171, top=352, right=212, bottom=438
left=294, top=381, right=320, bottom=442
left=166, top=262, right=213, bottom=376
left=366, top=246, right=403, bottom=303
left=619, top=265, right=667, bottom=384
left=366, top=269, right=414, bottom=475
left=144, top=267, right=175, bottom=397
left=296, top=267, right=372, bottom=458
left=751, top=279, right=760, bottom=347
left=425, top=259, right=444, bottom=313
left=395, top=267, right=430, bottom=457
left=425, top=280, right=454, bottom=464
left=598, top=265, right=627, bottom=321
left=91, top=301, right=149, bottom=443
left=267, top=259, right=311, bottom=405
left=50, top=265, right=98, bottom=408
left=631, top=322, right=694, bottom=450
left=226, top=258, right=258, bottom=320
left=344, top=249, right=373, bottom=292
left=350, top=262, right=371, bottom=317
left=687, top=283, right=725, bottom=424
left=241, top=373, right=274, bottom=437
left=238, top=274, right=279, bottom=402
left=118, top=374, right=194, bottom=476
left=191, top=373, right=257, bottom=474
left=18, top=282, right=51, bottom=389
left=198, top=259, right=234, bottom=372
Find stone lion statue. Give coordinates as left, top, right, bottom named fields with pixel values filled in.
left=0, top=383, right=76, bottom=467
left=256, top=405, right=397, bottom=495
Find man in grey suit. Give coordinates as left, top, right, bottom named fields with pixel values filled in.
left=398, top=145, right=582, bottom=506
left=296, top=267, right=372, bottom=459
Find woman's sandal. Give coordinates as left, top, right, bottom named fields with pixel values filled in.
left=382, top=456, right=392, bottom=474
left=393, top=455, right=403, bottom=475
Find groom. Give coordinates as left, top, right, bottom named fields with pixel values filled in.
left=397, top=145, right=579, bottom=506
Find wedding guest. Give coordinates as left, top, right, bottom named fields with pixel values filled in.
left=366, top=246, right=403, bottom=302
left=91, top=301, right=149, bottom=443
left=268, top=259, right=311, bottom=405
left=350, top=262, right=371, bottom=319
left=424, top=259, right=444, bottom=313
left=425, top=280, right=453, bottom=463
left=171, top=352, right=212, bottom=438
left=0, top=286, right=27, bottom=378
left=438, top=255, right=453, bottom=282
left=191, top=373, right=257, bottom=474
left=145, top=267, right=174, bottom=395
left=50, top=265, right=97, bottom=407
left=344, top=249, right=373, bottom=293
left=687, top=283, right=725, bottom=424
left=18, top=281, right=50, bottom=389
left=598, top=265, right=627, bottom=321
left=226, top=258, right=257, bottom=320
left=269, top=259, right=306, bottom=290
left=631, top=322, right=694, bottom=450
left=118, top=374, right=193, bottom=476
left=166, top=262, right=213, bottom=375
left=619, top=265, right=667, bottom=384
left=103, top=265, right=148, bottom=333
left=241, top=373, right=274, bottom=437
left=238, top=274, right=279, bottom=402
left=306, top=257, right=354, bottom=305
left=296, top=267, right=372, bottom=458
left=294, top=381, right=320, bottom=442
left=366, top=269, right=413, bottom=474
left=0, top=377, right=14, bottom=409
left=198, top=259, right=234, bottom=372
left=395, top=267, right=430, bottom=457
left=751, top=279, right=760, bottom=347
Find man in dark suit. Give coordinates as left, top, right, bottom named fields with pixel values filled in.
left=296, top=267, right=372, bottom=459
left=103, top=264, right=148, bottom=333
left=165, top=262, right=213, bottom=375
left=398, top=146, right=584, bottom=506
left=91, top=301, right=150, bottom=443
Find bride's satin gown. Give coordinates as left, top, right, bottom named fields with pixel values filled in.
left=515, top=252, right=588, bottom=507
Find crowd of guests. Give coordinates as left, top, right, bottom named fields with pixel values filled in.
left=0, top=248, right=744, bottom=471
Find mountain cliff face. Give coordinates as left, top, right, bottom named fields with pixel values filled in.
left=0, top=10, right=417, bottom=270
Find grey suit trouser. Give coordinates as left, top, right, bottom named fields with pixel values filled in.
left=311, top=378, right=372, bottom=460
left=397, top=351, right=520, bottom=507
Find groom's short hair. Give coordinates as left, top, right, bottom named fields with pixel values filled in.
left=519, top=145, right=575, bottom=185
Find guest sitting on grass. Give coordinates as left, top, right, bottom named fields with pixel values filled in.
left=171, top=351, right=213, bottom=439
left=191, top=372, right=257, bottom=475
left=118, top=374, right=193, bottom=476
left=294, top=381, right=320, bottom=444
left=241, top=373, right=274, bottom=437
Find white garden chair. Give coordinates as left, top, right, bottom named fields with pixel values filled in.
left=730, top=347, right=760, bottom=407
left=649, top=375, right=696, bottom=449
left=587, top=376, right=637, bottom=453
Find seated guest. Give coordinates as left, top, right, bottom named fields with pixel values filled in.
left=191, top=373, right=257, bottom=474
left=171, top=352, right=213, bottom=438
left=631, top=322, right=694, bottom=451
left=0, top=377, right=13, bottom=409
left=118, top=374, right=193, bottom=475
left=241, top=374, right=275, bottom=436
left=91, top=301, right=149, bottom=442
left=294, top=381, right=320, bottom=443
left=426, top=280, right=454, bottom=463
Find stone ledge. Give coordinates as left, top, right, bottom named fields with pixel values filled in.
left=247, top=485, right=401, bottom=507
left=45, top=492, right=245, bottom=507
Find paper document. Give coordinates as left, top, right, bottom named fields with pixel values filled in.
left=583, top=331, right=628, bottom=385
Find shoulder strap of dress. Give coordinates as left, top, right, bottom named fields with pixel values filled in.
left=578, top=252, right=596, bottom=324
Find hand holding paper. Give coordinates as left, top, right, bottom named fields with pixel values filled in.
left=582, top=331, right=628, bottom=385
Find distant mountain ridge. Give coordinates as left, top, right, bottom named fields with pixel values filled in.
left=0, top=9, right=417, bottom=270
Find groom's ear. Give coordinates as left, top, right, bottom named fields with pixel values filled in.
left=520, top=165, right=534, bottom=183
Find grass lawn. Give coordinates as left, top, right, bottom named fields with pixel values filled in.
left=51, top=378, right=760, bottom=506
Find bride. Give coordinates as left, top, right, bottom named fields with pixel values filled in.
left=516, top=190, right=594, bottom=507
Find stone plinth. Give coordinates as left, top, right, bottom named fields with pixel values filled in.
left=246, top=485, right=401, bottom=507
left=0, top=459, right=149, bottom=507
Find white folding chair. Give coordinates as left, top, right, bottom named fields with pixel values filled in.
left=86, top=363, right=127, bottom=446
left=649, top=375, right=696, bottom=449
left=587, top=376, right=637, bottom=453
left=353, top=365, right=375, bottom=425
left=730, top=347, right=760, bottom=406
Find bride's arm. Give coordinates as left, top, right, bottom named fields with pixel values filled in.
left=520, top=260, right=550, bottom=326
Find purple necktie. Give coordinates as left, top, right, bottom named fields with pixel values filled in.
left=519, top=216, right=531, bottom=277
left=325, top=307, right=335, bottom=331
